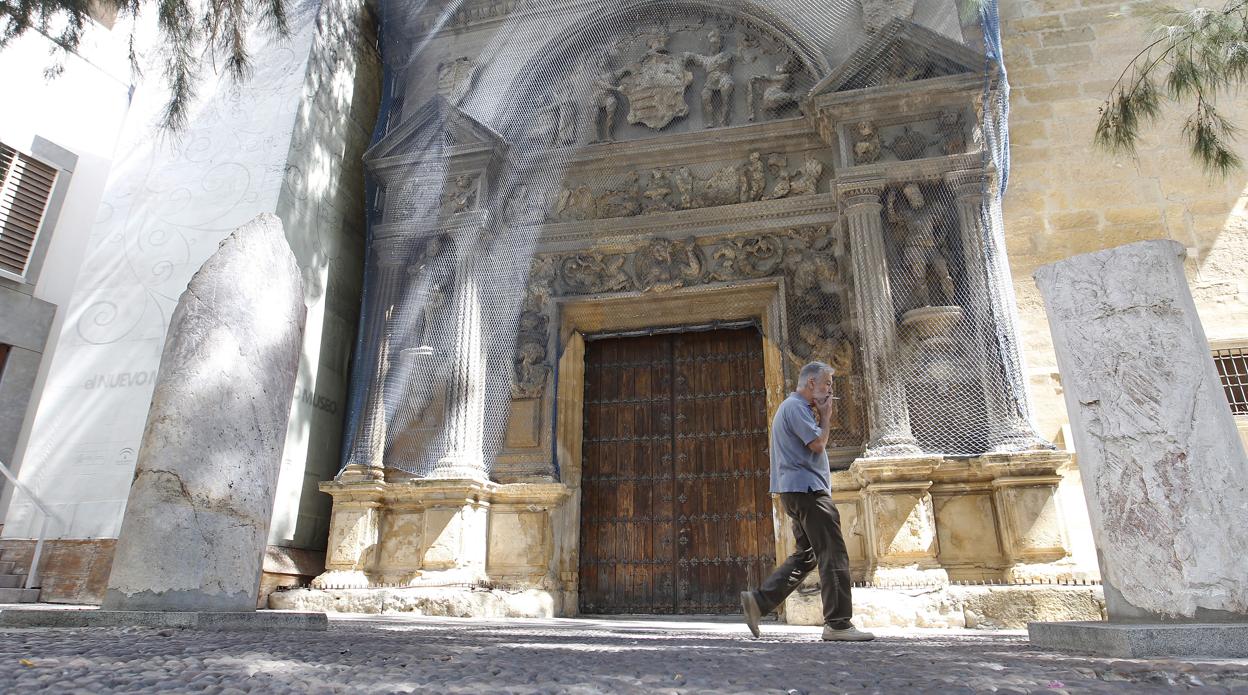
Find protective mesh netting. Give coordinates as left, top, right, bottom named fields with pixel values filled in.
left=338, top=0, right=1047, bottom=483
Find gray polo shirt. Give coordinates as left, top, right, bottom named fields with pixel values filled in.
left=769, top=392, right=830, bottom=493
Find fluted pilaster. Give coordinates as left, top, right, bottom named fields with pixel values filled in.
left=427, top=271, right=487, bottom=480
left=946, top=170, right=1051, bottom=452
left=839, top=179, right=922, bottom=457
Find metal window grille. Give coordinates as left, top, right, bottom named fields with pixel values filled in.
left=1213, top=346, right=1248, bottom=415
left=0, top=142, right=58, bottom=279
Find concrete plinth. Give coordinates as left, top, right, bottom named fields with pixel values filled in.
left=0, top=607, right=327, bottom=631
left=1028, top=621, right=1248, bottom=658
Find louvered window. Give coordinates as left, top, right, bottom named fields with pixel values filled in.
left=0, top=142, right=59, bottom=279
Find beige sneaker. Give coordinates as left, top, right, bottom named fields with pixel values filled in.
left=740, top=591, right=762, bottom=638
left=821, top=624, right=875, bottom=641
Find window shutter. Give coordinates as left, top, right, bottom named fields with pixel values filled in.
left=0, top=142, right=59, bottom=278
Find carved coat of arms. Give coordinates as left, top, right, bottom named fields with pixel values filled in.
left=619, top=35, right=693, bottom=130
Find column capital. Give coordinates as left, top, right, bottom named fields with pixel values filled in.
left=836, top=177, right=886, bottom=206
left=944, top=169, right=990, bottom=199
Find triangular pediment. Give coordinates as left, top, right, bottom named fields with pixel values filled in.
left=365, top=95, right=506, bottom=166
left=810, top=18, right=986, bottom=96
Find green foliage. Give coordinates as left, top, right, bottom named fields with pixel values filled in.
left=1097, top=1, right=1248, bottom=177
left=0, top=0, right=288, bottom=130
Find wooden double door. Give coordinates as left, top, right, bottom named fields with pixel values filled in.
left=578, top=327, right=776, bottom=614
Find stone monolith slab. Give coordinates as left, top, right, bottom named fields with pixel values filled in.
left=101, top=213, right=306, bottom=612
left=1030, top=239, right=1248, bottom=656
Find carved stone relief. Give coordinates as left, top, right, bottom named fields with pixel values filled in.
left=843, top=111, right=971, bottom=166
left=441, top=175, right=479, bottom=215
left=548, top=152, right=827, bottom=222
left=861, top=0, right=918, bottom=33
left=437, top=57, right=479, bottom=104
left=515, top=226, right=854, bottom=413
left=514, top=12, right=815, bottom=147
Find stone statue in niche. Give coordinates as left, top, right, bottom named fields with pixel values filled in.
left=789, top=157, right=825, bottom=197
left=937, top=110, right=966, bottom=156
left=594, top=171, right=642, bottom=218
left=852, top=121, right=882, bottom=165
left=762, top=153, right=792, bottom=200
left=683, top=29, right=736, bottom=128
left=740, top=151, right=766, bottom=202
left=560, top=252, right=631, bottom=295
left=748, top=55, right=801, bottom=121
left=633, top=237, right=704, bottom=292
left=643, top=169, right=675, bottom=213
left=525, top=255, right=557, bottom=312
left=590, top=50, right=630, bottom=143
left=619, top=32, right=694, bottom=130
left=442, top=175, right=477, bottom=215
left=412, top=234, right=454, bottom=348
left=886, top=183, right=956, bottom=311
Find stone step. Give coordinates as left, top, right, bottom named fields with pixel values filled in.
left=0, top=575, right=25, bottom=589
left=0, top=588, right=39, bottom=603
left=0, top=561, right=15, bottom=574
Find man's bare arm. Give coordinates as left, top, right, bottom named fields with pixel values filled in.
left=807, top=400, right=836, bottom=454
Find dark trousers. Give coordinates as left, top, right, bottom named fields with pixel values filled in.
left=754, top=490, right=853, bottom=629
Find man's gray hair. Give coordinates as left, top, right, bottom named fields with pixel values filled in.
left=799, top=361, right=834, bottom=385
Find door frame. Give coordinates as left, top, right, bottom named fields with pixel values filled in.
left=554, top=278, right=790, bottom=612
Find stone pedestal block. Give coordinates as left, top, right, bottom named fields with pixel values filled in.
left=102, top=214, right=306, bottom=612
left=1034, top=239, right=1248, bottom=623
left=853, top=457, right=949, bottom=585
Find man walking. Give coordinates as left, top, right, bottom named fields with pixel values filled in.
left=741, top=361, right=874, bottom=641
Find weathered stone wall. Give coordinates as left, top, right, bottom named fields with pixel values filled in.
left=999, top=0, right=1248, bottom=444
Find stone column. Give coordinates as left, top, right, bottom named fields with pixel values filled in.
left=946, top=170, right=1050, bottom=452
left=342, top=235, right=407, bottom=481
left=839, top=179, right=921, bottom=457
left=103, top=214, right=306, bottom=611
left=426, top=270, right=487, bottom=480
left=1034, top=239, right=1248, bottom=623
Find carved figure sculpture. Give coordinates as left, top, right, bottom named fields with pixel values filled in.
left=437, top=57, right=478, bottom=103
left=761, top=153, right=791, bottom=200
left=620, top=32, right=693, bottom=130
left=555, top=86, right=579, bottom=147
left=595, top=171, right=642, bottom=218
left=789, top=157, right=825, bottom=197
left=740, top=151, right=766, bottom=202
left=887, top=183, right=955, bottom=311
left=633, top=237, right=704, bottom=292
left=675, top=166, right=696, bottom=209
left=413, top=235, right=454, bottom=348
left=937, top=110, right=966, bottom=156
left=684, top=29, right=736, bottom=128
left=852, top=120, right=882, bottom=164
left=560, top=252, right=630, bottom=294
left=555, top=185, right=595, bottom=221
left=643, top=169, right=674, bottom=213
left=700, top=164, right=742, bottom=206
left=442, top=175, right=477, bottom=214
left=590, top=50, right=630, bottom=142
left=748, top=55, right=801, bottom=121
left=512, top=336, right=550, bottom=400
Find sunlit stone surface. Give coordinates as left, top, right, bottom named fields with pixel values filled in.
left=103, top=214, right=306, bottom=612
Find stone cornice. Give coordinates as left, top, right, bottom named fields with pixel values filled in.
left=537, top=192, right=838, bottom=254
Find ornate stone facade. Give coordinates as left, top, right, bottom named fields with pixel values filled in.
left=298, top=1, right=1085, bottom=622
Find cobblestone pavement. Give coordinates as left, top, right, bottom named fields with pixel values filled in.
left=1, top=609, right=1246, bottom=694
